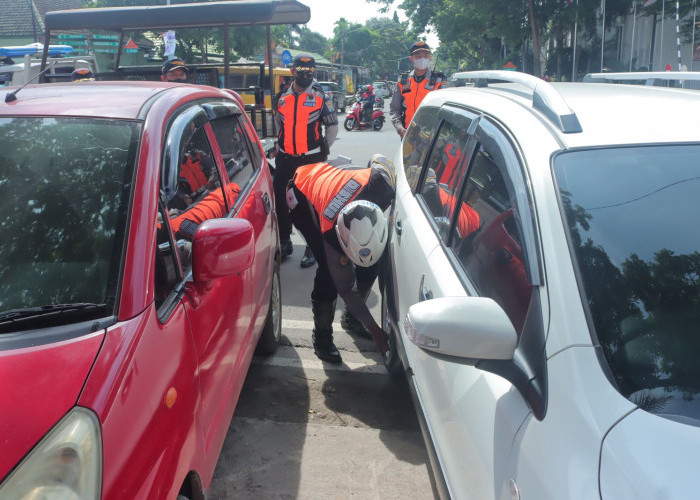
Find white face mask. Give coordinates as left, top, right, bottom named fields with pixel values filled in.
left=413, top=58, right=430, bottom=71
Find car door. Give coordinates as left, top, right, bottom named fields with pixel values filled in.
left=205, top=101, right=275, bottom=335
left=159, top=104, right=253, bottom=458
left=393, top=106, right=544, bottom=498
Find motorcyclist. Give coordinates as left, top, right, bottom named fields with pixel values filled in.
left=361, top=85, right=375, bottom=123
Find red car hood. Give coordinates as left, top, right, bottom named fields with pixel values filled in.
left=0, top=331, right=104, bottom=478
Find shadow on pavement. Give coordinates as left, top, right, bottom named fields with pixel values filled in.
left=209, top=347, right=308, bottom=499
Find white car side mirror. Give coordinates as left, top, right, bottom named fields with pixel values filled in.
left=404, top=297, right=518, bottom=360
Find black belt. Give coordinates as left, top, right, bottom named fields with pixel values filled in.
left=280, top=147, right=321, bottom=158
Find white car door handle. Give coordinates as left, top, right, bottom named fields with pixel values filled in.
left=418, top=274, right=433, bottom=302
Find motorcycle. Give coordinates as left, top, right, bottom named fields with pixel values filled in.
left=344, top=99, right=385, bottom=131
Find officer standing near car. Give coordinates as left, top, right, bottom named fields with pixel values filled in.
left=286, top=154, right=394, bottom=363
left=160, top=58, right=189, bottom=83
left=390, top=42, right=444, bottom=139
left=274, top=54, right=339, bottom=264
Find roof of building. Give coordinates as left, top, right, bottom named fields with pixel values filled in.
left=0, top=0, right=81, bottom=38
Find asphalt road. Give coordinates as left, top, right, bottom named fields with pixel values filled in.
left=209, top=109, right=439, bottom=499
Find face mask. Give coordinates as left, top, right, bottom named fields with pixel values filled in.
left=413, top=58, right=430, bottom=71
left=171, top=78, right=188, bottom=84
left=295, top=76, right=313, bottom=88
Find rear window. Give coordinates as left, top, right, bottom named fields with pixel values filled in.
left=0, top=117, right=139, bottom=330
left=554, top=145, right=700, bottom=422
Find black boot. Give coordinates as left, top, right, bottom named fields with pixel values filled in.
left=312, top=299, right=342, bottom=364
left=300, top=245, right=316, bottom=268
left=280, top=238, right=293, bottom=261
left=340, top=287, right=372, bottom=339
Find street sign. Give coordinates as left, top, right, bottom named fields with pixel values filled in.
left=281, top=50, right=292, bottom=65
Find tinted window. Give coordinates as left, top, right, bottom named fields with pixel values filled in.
left=210, top=115, right=255, bottom=192
left=419, top=120, right=474, bottom=241
left=166, top=126, right=226, bottom=272
left=403, top=106, right=439, bottom=193
left=555, top=146, right=700, bottom=421
left=455, top=143, right=532, bottom=335
left=0, top=117, right=138, bottom=320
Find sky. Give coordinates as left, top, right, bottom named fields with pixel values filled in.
left=300, top=0, right=440, bottom=47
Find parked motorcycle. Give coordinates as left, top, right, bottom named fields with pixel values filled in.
left=344, top=100, right=385, bottom=131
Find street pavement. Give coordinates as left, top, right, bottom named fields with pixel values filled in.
left=209, top=109, right=439, bottom=499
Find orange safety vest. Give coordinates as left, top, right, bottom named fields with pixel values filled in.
left=294, top=162, right=372, bottom=234
left=170, top=183, right=241, bottom=235
left=180, top=154, right=209, bottom=193
left=438, top=187, right=480, bottom=239
left=439, top=143, right=462, bottom=185
left=277, top=91, right=325, bottom=154
left=398, top=71, right=443, bottom=127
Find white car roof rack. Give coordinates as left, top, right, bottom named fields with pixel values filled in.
left=585, top=71, right=700, bottom=81
left=452, top=70, right=582, bottom=134
left=584, top=71, right=700, bottom=86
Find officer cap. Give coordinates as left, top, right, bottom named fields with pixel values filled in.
left=293, top=54, right=316, bottom=73
left=71, top=68, right=94, bottom=82
left=409, top=41, right=431, bottom=56
left=162, top=58, right=189, bottom=76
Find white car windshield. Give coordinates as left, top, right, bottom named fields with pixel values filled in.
left=555, top=145, right=700, bottom=421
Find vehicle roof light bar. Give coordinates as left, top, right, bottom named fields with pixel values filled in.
left=453, top=70, right=582, bottom=134
left=584, top=71, right=700, bottom=85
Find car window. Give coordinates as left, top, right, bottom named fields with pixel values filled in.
left=155, top=203, right=181, bottom=312
left=554, top=145, right=700, bottom=421
left=403, top=106, right=439, bottom=193
left=165, top=125, right=227, bottom=274
left=0, top=117, right=138, bottom=323
left=209, top=114, right=255, bottom=207
left=418, top=120, right=475, bottom=241
left=454, top=141, right=533, bottom=336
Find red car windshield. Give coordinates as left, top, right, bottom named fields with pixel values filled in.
left=0, top=117, right=139, bottom=329
left=555, top=145, right=700, bottom=422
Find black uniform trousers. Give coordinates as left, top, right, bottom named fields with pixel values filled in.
left=273, top=151, right=325, bottom=243
left=289, top=186, right=379, bottom=304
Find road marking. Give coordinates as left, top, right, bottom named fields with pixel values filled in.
left=282, top=319, right=342, bottom=331
left=253, top=345, right=387, bottom=374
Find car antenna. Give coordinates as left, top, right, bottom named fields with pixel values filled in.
left=4, top=61, right=57, bottom=103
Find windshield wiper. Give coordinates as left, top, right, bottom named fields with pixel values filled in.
left=0, top=303, right=107, bottom=323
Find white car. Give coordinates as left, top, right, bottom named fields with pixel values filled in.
left=381, top=70, right=700, bottom=499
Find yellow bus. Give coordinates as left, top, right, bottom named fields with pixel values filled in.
left=215, top=65, right=292, bottom=110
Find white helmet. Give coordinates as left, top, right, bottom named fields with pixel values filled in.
left=335, top=200, right=388, bottom=267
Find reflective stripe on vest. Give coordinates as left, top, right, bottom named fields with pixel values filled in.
left=398, top=75, right=442, bottom=127
left=277, top=92, right=324, bottom=154
left=294, top=162, right=372, bottom=233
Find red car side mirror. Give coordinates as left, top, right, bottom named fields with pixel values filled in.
left=191, top=218, right=254, bottom=282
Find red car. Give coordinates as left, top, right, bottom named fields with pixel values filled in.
left=0, top=81, right=281, bottom=499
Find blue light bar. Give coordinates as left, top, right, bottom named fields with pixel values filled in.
left=0, top=45, right=74, bottom=57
